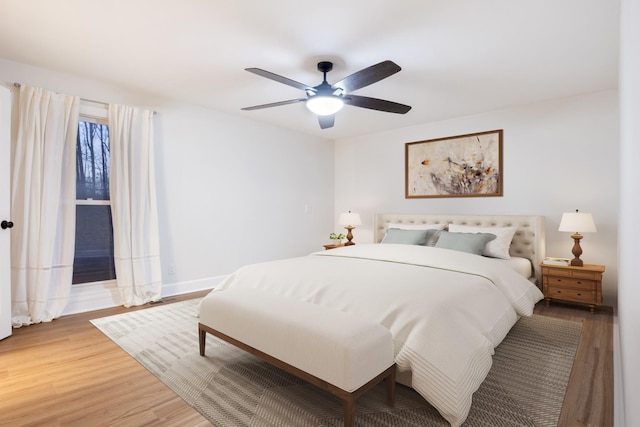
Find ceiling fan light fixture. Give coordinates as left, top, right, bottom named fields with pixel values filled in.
left=243, top=60, right=410, bottom=128
left=306, top=96, right=344, bottom=116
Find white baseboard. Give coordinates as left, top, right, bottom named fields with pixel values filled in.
left=62, top=275, right=227, bottom=316
left=160, top=277, right=220, bottom=298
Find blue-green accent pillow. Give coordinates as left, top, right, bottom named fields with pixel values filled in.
left=434, top=231, right=497, bottom=255
left=381, top=228, right=438, bottom=246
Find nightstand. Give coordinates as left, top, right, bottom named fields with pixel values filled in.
left=540, top=263, right=605, bottom=313
left=323, top=243, right=344, bottom=250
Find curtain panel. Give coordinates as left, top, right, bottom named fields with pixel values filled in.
left=108, top=104, right=162, bottom=306
left=11, top=86, right=79, bottom=326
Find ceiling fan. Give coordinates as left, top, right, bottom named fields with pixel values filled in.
left=241, top=60, right=412, bottom=129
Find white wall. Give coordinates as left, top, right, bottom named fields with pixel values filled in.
left=0, top=58, right=335, bottom=310
left=334, top=90, right=619, bottom=305
left=618, top=0, right=640, bottom=425
left=155, top=103, right=334, bottom=287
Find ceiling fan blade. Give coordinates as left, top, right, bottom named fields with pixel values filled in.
left=245, top=68, right=312, bottom=91
left=318, top=115, right=335, bottom=129
left=344, top=95, right=411, bottom=114
left=241, top=98, right=306, bottom=111
left=333, top=60, right=401, bottom=93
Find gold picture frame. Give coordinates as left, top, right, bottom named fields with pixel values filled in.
left=405, top=129, right=503, bottom=198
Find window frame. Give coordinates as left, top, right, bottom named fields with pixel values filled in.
left=73, top=104, right=116, bottom=286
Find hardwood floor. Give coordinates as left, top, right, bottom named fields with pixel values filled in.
left=0, top=293, right=613, bottom=427
left=0, top=291, right=212, bottom=427
left=535, top=302, right=614, bottom=427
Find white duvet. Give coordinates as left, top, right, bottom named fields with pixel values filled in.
left=211, top=243, right=544, bottom=426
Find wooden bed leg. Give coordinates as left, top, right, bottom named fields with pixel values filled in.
left=343, top=396, right=355, bottom=427
left=386, top=366, right=396, bottom=407
left=198, top=326, right=206, bottom=356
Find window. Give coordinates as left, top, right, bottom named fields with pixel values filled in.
left=72, top=118, right=116, bottom=284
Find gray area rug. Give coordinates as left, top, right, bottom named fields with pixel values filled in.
left=91, top=299, right=582, bottom=426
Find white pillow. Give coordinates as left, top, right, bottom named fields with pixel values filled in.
left=386, top=222, right=446, bottom=231
left=447, top=224, right=517, bottom=259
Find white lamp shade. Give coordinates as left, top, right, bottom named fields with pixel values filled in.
left=306, top=96, right=344, bottom=116
left=558, top=211, right=597, bottom=233
left=338, top=211, right=362, bottom=226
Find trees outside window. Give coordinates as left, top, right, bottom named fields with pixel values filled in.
left=72, top=119, right=116, bottom=284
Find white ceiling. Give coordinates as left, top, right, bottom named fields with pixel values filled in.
left=0, top=0, right=620, bottom=139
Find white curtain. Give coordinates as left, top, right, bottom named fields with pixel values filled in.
left=109, top=104, right=162, bottom=307
left=11, top=86, right=79, bottom=326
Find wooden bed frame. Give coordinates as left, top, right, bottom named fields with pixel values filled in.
left=374, top=213, right=546, bottom=284
left=199, top=323, right=396, bottom=427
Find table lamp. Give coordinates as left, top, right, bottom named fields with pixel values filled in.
left=338, top=211, right=362, bottom=246
left=558, top=209, right=597, bottom=266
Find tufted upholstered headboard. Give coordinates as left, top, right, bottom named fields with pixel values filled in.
left=374, top=213, right=546, bottom=284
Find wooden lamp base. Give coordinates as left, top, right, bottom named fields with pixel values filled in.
left=569, top=232, right=584, bottom=266
left=344, top=226, right=356, bottom=246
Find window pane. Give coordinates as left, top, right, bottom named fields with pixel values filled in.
left=76, top=121, right=110, bottom=200
left=72, top=205, right=116, bottom=284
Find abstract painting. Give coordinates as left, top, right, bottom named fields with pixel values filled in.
left=405, top=130, right=503, bottom=198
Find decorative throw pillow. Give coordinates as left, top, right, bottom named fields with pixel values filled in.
left=434, top=231, right=497, bottom=255
left=447, top=224, right=517, bottom=259
left=381, top=228, right=438, bottom=246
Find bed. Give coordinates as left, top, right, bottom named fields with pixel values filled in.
left=201, top=213, right=545, bottom=426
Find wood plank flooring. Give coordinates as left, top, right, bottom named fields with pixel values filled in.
left=0, top=292, right=613, bottom=427
left=536, top=302, right=614, bottom=427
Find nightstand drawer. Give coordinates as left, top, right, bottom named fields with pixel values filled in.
left=547, top=286, right=594, bottom=304
left=541, top=266, right=601, bottom=280
left=545, top=276, right=595, bottom=289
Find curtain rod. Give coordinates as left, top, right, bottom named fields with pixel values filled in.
left=13, top=82, right=157, bottom=114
